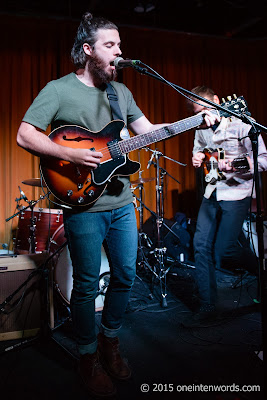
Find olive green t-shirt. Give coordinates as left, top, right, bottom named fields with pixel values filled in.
left=23, top=72, right=144, bottom=212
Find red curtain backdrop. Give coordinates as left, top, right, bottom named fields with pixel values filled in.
left=1, top=15, right=267, bottom=248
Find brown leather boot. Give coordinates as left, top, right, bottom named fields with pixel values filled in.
left=79, top=351, right=116, bottom=397
left=97, top=332, right=131, bottom=380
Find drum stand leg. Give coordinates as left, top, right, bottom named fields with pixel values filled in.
left=133, top=152, right=174, bottom=307
left=0, top=241, right=76, bottom=359
left=133, top=181, right=156, bottom=299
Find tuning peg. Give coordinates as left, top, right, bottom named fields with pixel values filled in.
left=233, top=94, right=237, bottom=99
left=227, top=96, right=232, bottom=101
left=221, top=97, right=226, bottom=103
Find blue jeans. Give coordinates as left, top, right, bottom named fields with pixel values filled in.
left=193, top=193, right=252, bottom=306
left=63, top=203, right=138, bottom=354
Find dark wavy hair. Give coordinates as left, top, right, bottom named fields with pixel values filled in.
left=71, top=12, right=118, bottom=68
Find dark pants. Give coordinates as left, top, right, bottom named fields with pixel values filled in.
left=193, top=193, right=256, bottom=306
left=63, top=203, right=138, bottom=354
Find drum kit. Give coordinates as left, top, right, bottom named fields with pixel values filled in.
left=3, top=177, right=110, bottom=336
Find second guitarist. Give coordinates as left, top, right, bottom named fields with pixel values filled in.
left=182, top=85, right=267, bottom=328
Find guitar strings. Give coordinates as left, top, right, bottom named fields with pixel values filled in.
left=77, top=115, right=201, bottom=158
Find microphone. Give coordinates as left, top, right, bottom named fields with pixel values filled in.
left=147, top=152, right=155, bottom=169
left=15, top=186, right=28, bottom=202
left=113, top=57, right=141, bottom=69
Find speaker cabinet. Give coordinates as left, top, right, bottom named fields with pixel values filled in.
left=0, top=253, right=47, bottom=341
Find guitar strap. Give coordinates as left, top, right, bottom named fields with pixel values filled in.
left=106, top=83, right=130, bottom=139
left=106, top=83, right=124, bottom=121
left=217, top=148, right=225, bottom=161
left=105, top=83, right=126, bottom=194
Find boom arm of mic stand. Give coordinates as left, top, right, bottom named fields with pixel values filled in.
left=6, top=192, right=51, bottom=222
left=133, top=64, right=267, bottom=132
left=151, top=162, right=180, bottom=184
left=145, top=147, right=185, bottom=184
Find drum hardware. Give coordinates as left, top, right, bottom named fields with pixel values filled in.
left=7, top=189, right=52, bottom=254
left=131, top=176, right=156, bottom=185
left=22, top=178, right=45, bottom=187
left=1, top=221, right=110, bottom=357
left=0, top=238, right=68, bottom=354
left=98, top=272, right=110, bottom=295
left=134, top=148, right=186, bottom=307
left=3, top=189, right=70, bottom=354
left=7, top=185, right=65, bottom=254
left=49, top=224, right=110, bottom=312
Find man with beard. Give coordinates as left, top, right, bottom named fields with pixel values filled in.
left=17, top=13, right=218, bottom=397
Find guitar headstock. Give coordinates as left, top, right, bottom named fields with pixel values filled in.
left=219, top=95, right=251, bottom=118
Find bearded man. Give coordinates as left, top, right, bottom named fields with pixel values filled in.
left=17, top=12, right=218, bottom=397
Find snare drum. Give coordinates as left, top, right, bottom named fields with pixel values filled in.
left=14, top=207, right=63, bottom=254
left=50, top=224, right=110, bottom=311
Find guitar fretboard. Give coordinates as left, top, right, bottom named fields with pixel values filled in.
left=119, top=113, right=204, bottom=154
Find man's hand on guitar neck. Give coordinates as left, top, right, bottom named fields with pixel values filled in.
left=218, top=159, right=233, bottom=172
left=218, top=155, right=252, bottom=172
left=202, top=109, right=220, bottom=128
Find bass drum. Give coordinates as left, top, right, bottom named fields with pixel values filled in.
left=50, top=224, right=110, bottom=311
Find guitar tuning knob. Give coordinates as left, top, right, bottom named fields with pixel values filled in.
left=233, top=94, right=237, bottom=99
left=221, top=97, right=226, bottom=103
left=227, top=96, right=232, bottom=101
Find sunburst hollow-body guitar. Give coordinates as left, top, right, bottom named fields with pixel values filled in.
left=40, top=95, right=249, bottom=206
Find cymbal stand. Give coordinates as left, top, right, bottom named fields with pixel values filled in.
left=137, top=170, right=145, bottom=232
left=133, top=191, right=188, bottom=297
left=147, top=149, right=169, bottom=306
left=145, top=147, right=187, bottom=307
left=133, top=171, right=154, bottom=270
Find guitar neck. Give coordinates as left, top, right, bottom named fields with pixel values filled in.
left=119, top=113, right=204, bottom=154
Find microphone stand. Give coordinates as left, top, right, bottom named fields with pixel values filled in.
left=131, top=61, right=267, bottom=390
left=245, top=120, right=267, bottom=378
left=132, top=63, right=267, bottom=132
left=149, top=160, right=181, bottom=186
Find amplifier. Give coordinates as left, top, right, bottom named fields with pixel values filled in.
left=0, top=253, right=47, bottom=341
